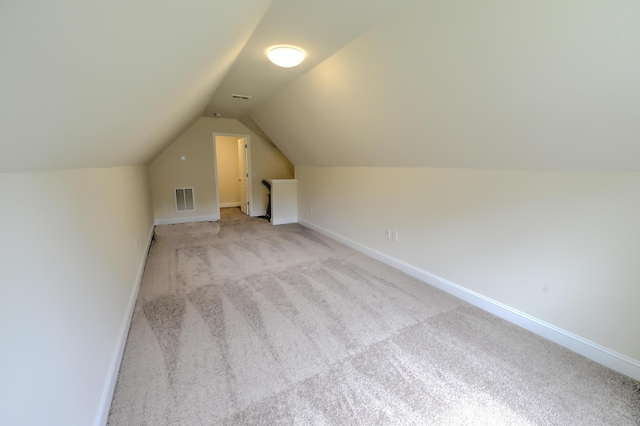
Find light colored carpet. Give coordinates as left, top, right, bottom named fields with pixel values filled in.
left=108, top=208, right=640, bottom=425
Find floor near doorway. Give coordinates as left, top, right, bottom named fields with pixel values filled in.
left=220, top=206, right=255, bottom=222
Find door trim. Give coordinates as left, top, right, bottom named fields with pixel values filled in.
left=212, top=132, right=253, bottom=218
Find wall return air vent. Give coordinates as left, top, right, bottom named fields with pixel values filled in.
left=231, top=94, right=252, bottom=100
left=175, top=188, right=195, bottom=211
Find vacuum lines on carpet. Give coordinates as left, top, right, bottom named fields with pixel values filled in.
left=108, top=209, right=640, bottom=425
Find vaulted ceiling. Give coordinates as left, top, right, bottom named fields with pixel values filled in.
left=250, top=1, right=640, bottom=171
left=203, top=0, right=415, bottom=119
left=1, top=0, right=272, bottom=172
left=2, top=0, right=639, bottom=173
left=0, top=0, right=412, bottom=172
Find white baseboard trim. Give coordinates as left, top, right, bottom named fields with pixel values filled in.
left=155, top=214, right=219, bottom=225
left=271, top=217, right=298, bottom=225
left=220, top=202, right=241, bottom=208
left=299, top=218, right=640, bottom=381
left=94, top=225, right=155, bottom=426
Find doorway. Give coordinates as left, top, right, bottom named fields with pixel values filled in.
left=213, top=133, right=251, bottom=218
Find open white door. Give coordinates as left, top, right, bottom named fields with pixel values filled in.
left=238, top=137, right=249, bottom=215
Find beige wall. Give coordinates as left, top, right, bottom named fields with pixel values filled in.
left=149, top=117, right=294, bottom=223
left=215, top=135, right=241, bottom=207
left=0, top=166, right=154, bottom=425
left=296, top=166, right=640, bottom=367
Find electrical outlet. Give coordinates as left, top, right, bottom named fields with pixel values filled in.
left=309, top=205, right=313, bottom=213
left=393, top=232, right=399, bottom=242
left=135, top=238, right=139, bottom=248
left=162, top=202, right=168, bottom=209
left=385, top=230, right=391, bottom=240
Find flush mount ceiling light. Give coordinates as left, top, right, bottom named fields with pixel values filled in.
left=267, top=46, right=305, bottom=68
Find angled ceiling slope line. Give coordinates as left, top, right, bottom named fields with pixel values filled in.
left=0, top=0, right=271, bottom=172
left=238, top=114, right=277, bottom=148
left=249, top=0, right=640, bottom=171
left=204, top=0, right=416, bottom=120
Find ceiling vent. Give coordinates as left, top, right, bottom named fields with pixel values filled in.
left=231, top=94, right=252, bottom=100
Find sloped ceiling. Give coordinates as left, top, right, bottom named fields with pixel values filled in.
left=203, top=0, right=415, bottom=119
left=5, top=1, right=640, bottom=173
left=250, top=1, right=640, bottom=171
left=0, top=0, right=270, bottom=172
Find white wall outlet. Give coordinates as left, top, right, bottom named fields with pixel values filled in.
left=309, top=205, right=313, bottom=213
left=163, top=202, right=167, bottom=209
left=385, top=230, right=391, bottom=239
left=393, top=231, right=399, bottom=242
left=134, top=238, right=138, bottom=248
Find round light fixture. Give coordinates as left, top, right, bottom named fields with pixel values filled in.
left=267, top=46, right=305, bottom=68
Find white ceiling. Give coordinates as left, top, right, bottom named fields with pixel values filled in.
left=0, top=0, right=272, bottom=172
left=0, top=0, right=414, bottom=172
left=251, top=0, right=640, bottom=171
left=203, top=0, right=415, bottom=119
left=4, top=0, right=639, bottom=173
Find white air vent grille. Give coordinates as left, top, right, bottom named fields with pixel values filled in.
left=175, top=188, right=195, bottom=211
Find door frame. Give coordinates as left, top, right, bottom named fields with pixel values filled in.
left=212, top=132, right=253, bottom=218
